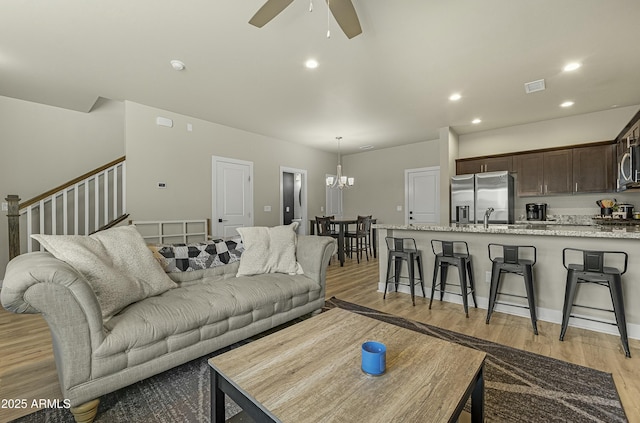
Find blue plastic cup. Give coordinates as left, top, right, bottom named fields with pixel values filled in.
left=361, top=341, right=386, bottom=375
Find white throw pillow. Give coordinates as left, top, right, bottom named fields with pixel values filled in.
left=236, top=223, right=303, bottom=276
left=32, top=225, right=178, bottom=321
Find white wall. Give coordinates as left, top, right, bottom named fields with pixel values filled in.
left=458, top=105, right=639, bottom=157
left=341, top=140, right=439, bottom=224
left=124, top=102, right=337, bottom=234
left=0, top=96, right=125, bottom=279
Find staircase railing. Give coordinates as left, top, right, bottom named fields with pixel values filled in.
left=6, top=156, right=127, bottom=258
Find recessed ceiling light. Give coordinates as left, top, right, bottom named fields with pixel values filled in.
left=170, top=60, right=185, bottom=71
left=305, top=59, right=319, bottom=69
left=563, top=62, right=581, bottom=72
left=449, top=93, right=462, bottom=101
left=359, top=145, right=374, bottom=150
left=560, top=101, right=575, bottom=108
left=471, top=118, right=482, bottom=124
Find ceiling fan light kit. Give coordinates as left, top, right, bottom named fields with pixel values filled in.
left=249, top=0, right=362, bottom=39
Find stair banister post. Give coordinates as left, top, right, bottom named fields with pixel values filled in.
left=6, top=194, right=21, bottom=259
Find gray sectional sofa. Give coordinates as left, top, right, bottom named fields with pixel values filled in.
left=1, top=225, right=335, bottom=423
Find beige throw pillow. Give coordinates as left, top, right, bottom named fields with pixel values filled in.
left=32, top=225, right=177, bottom=321
left=236, top=223, right=303, bottom=276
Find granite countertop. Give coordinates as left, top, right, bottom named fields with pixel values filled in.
left=373, top=223, right=640, bottom=239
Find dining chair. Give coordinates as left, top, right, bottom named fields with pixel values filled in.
left=346, top=215, right=371, bottom=263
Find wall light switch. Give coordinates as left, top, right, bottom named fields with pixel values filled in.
left=396, top=205, right=403, bottom=211
left=1, top=202, right=7, bottom=212
left=320, top=206, right=324, bottom=212
left=485, top=271, right=492, bottom=283
left=187, top=123, right=193, bottom=132
left=264, top=205, right=272, bottom=212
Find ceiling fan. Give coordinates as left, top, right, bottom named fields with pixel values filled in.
left=249, top=0, right=362, bottom=39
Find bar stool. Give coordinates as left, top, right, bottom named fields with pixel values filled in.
left=383, top=237, right=425, bottom=306
left=486, top=244, right=538, bottom=335
left=560, top=248, right=630, bottom=358
left=430, top=240, right=477, bottom=317
left=346, top=215, right=371, bottom=263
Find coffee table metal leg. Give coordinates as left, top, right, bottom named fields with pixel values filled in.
left=211, top=370, right=225, bottom=423
left=471, top=366, right=485, bottom=423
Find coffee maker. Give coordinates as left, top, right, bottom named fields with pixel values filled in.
left=526, top=203, right=547, bottom=221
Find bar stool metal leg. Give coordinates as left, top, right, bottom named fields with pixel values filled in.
left=457, top=258, right=470, bottom=317
left=466, top=257, right=478, bottom=308
left=559, top=270, right=579, bottom=342
left=416, top=255, right=426, bottom=298
left=485, top=263, right=502, bottom=324
left=523, top=263, right=538, bottom=335
left=609, top=275, right=631, bottom=358
left=429, top=256, right=440, bottom=310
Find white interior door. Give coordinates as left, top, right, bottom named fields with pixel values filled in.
left=325, top=175, right=343, bottom=217
left=405, top=167, right=440, bottom=225
left=212, top=156, right=253, bottom=237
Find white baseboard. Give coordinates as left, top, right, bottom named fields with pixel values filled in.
left=378, top=282, right=640, bottom=340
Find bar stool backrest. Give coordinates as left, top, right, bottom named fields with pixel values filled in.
left=488, top=243, right=537, bottom=265
left=431, top=240, right=469, bottom=257
left=562, top=248, right=628, bottom=275
left=584, top=251, right=605, bottom=273
left=386, top=237, right=417, bottom=252
left=504, top=245, right=519, bottom=264
left=355, top=215, right=372, bottom=235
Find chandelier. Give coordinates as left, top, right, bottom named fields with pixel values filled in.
left=326, top=136, right=354, bottom=189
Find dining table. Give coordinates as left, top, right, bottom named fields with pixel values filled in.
left=309, top=217, right=377, bottom=266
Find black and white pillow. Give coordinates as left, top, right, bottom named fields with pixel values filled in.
left=149, top=238, right=244, bottom=272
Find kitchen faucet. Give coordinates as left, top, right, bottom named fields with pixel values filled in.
left=483, top=208, right=494, bottom=229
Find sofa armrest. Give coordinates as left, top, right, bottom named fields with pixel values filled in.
left=1, top=252, right=105, bottom=392
left=295, top=235, right=336, bottom=295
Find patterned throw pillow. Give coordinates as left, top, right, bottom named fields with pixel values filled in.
left=149, top=238, right=244, bottom=273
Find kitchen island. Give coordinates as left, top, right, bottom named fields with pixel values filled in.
left=374, top=223, right=640, bottom=341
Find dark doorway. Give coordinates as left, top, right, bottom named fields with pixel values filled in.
left=283, top=172, right=295, bottom=225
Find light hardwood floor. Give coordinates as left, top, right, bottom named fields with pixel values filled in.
left=1, top=256, right=639, bottom=422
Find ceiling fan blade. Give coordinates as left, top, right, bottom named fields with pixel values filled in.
left=249, top=0, right=295, bottom=28
left=326, top=0, right=362, bottom=39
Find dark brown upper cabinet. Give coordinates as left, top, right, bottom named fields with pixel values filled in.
left=573, top=144, right=615, bottom=193
left=516, top=150, right=573, bottom=196
left=456, top=156, right=513, bottom=175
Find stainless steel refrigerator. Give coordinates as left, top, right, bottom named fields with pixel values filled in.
left=451, top=171, right=514, bottom=224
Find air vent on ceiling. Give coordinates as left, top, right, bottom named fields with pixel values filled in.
left=524, top=79, right=546, bottom=94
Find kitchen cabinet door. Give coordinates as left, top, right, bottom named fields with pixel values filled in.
left=573, top=144, right=615, bottom=193
left=456, top=159, right=484, bottom=175
left=516, top=153, right=544, bottom=196
left=544, top=150, right=573, bottom=194
left=484, top=156, right=513, bottom=172
left=456, top=156, right=513, bottom=175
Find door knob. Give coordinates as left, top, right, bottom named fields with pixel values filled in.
left=218, top=218, right=229, bottom=223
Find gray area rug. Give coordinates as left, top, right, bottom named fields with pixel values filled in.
left=326, top=297, right=628, bottom=423
left=13, top=298, right=627, bottom=422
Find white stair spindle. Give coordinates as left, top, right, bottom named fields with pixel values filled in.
left=121, top=162, right=127, bottom=214
left=62, top=190, right=68, bottom=235
left=104, top=170, right=109, bottom=226
left=85, top=181, right=89, bottom=235
left=95, top=175, right=100, bottom=231
left=113, top=165, right=118, bottom=219
left=39, top=200, right=45, bottom=249
left=51, top=194, right=57, bottom=235
left=74, top=183, right=79, bottom=234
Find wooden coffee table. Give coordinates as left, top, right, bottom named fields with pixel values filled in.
left=209, top=308, right=486, bottom=422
